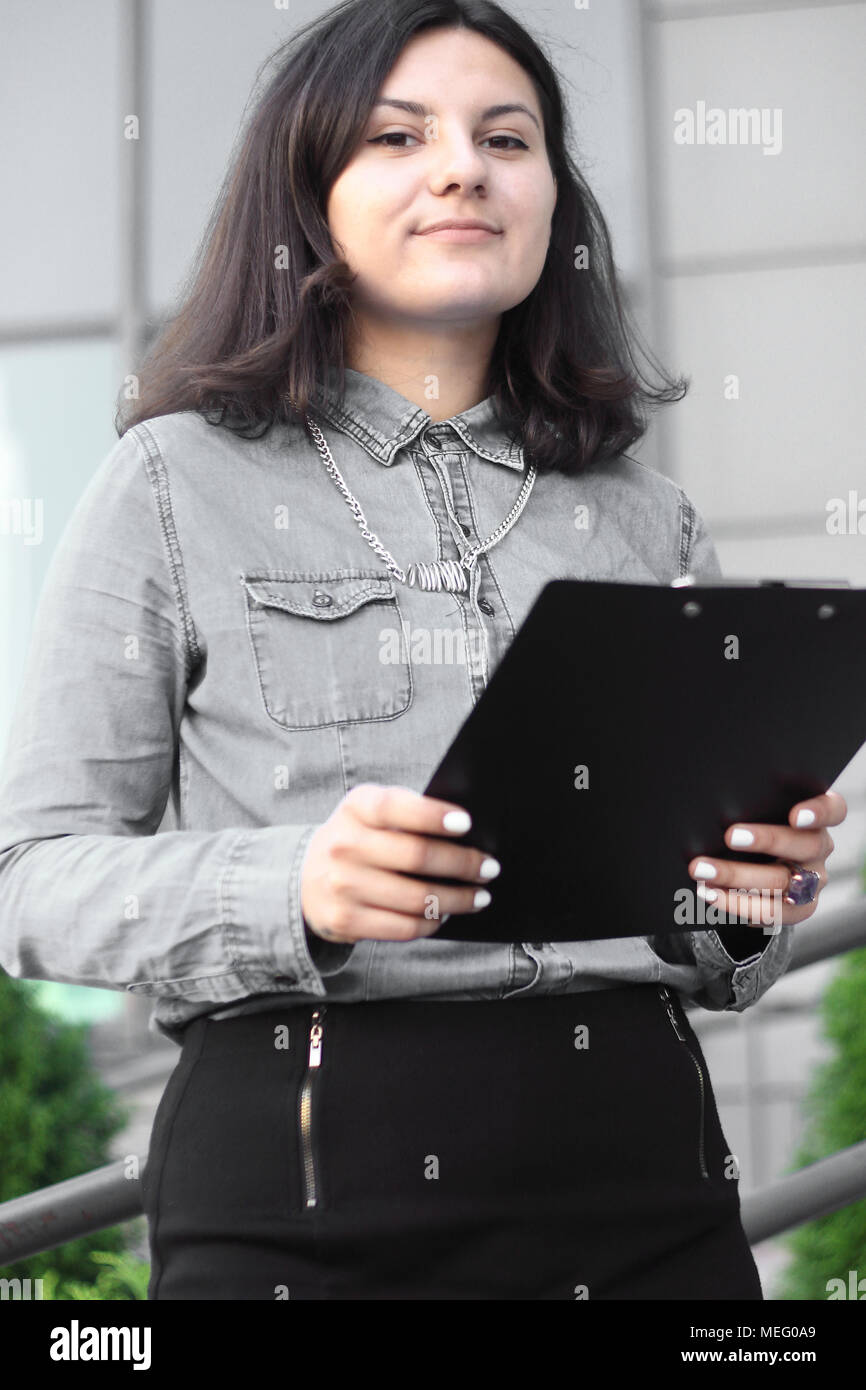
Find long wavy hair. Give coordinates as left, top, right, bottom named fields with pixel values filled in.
left=115, top=0, right=687, bottom=475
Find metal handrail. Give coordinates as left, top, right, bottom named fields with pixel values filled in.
left=0, top=1158, right=145, bottom=1265
left=786, top=895, right=866, bottom=971
left=1, top=897, right=865, bottom=1268
left=740, top=1140, right=866, bottom=1245
left=3, top=1138, right=864, bottom=1267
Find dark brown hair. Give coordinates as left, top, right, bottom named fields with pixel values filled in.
left=116, top=0, right=687, bottom=475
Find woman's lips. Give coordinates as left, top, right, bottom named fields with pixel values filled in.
left=415, top=227, right=501, bottom=242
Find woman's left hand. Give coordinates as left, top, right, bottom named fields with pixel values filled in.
left=688, top=790, right=848, bottom=929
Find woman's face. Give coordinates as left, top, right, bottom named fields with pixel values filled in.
left=326, top=27, right=558, bottom=340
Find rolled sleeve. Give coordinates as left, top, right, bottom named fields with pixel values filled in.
left=122, top=823, right=334, bottom=1001
left=649, top=922, right=795, bottom=1012
left=691, top=923, right=794, bottom=1010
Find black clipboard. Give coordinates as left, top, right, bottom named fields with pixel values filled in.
left=421, top=576, right=866, bottom=943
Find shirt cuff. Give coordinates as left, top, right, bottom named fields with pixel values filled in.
left=711, top=924, right=771, bottom=962
left=691, top=923, right=795, bottom=1011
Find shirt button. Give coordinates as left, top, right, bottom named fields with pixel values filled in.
left=312, top=591, right=333, bottom=606
left=460, top=522, right=472, bottom=537
left=478, top=598, right=495, bottom=616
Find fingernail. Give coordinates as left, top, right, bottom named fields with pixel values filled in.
left=696, top=883, right=718, bottom=902
left=796, top=809, right=816, bottom=827
left=694, top=860, right=716, bottom=879
left=479, top=857, right=501, bottom=879
left=473, top=889, right=491, bottom=909
left=730, top=828, right=754, bottom=847
left=443, top=810, right=471, bottom=833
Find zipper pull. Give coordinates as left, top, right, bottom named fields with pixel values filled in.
left=308, top=1008, right=325, bottom=1067
left=659, top=986, right=686, bottom=1041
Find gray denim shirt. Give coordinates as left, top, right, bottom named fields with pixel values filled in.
left=0, top=367, right=792, bottom=1045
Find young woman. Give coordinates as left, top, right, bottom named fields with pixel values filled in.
left=0, top=0, right=844, bottom=1300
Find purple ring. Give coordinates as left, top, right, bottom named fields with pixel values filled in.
left=782, top=862, right=820, bottom=906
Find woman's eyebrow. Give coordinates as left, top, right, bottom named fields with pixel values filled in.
left=372, top=97, right=540, bottom=132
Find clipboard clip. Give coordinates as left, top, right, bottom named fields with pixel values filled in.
left=673, top=574, right=852, bottom=589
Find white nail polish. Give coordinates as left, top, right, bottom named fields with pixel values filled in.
left=474, top=889, right=491, bottom=909
left=696, top=882, right=718, bottom=902
left=730, top=828, right=754, bottom=847
left=796, top=809, right=816, bottom=827
left=479, top=858, right=501, bottom=879
left=694, top=860, right=717, bottom=879
left=442, top=810, right=471, bottom=833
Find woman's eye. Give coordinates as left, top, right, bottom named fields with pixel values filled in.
left=367, top=132, right=529, bottom=151
left=368, top=132, right=421, bottom=148
left=482, top=136, right=530, bottom=151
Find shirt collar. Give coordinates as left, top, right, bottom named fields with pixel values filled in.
left=308, top=366, right=525, bottom=472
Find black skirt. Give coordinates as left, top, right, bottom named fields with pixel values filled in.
left=141, top=982, right=762, bottom=1300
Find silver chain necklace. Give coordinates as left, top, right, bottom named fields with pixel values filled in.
left=288, top=399, right=537, bottom=593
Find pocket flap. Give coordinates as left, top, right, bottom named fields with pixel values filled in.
left=240, top=571, right=396, bottom=620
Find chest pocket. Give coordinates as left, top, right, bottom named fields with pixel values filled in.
left=240, top=569, right=413, bottom=730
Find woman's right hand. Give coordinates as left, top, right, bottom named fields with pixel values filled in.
left=299, top=783, right=501, bottom=945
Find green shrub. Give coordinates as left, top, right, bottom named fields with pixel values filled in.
left=775, top=944, right=866, bottom=1299
left=40, top=1249, right=150, bottom=1300
left=0, top=972, right=135, bottom=1287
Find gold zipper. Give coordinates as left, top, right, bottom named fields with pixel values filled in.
left=658, top=986, right=710, bottom=1182
left=299, top=1006, right=326, bottom=1209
